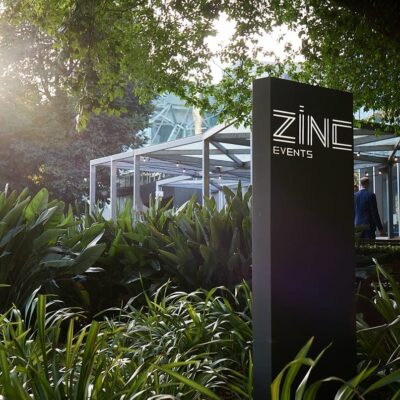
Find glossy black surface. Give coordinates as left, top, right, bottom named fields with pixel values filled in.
left=252, top=77, right=356, bottom=399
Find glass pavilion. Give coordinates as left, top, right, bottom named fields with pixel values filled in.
left=90, top=119, right=400, bottom=237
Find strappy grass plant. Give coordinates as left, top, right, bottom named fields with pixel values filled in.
left=0, top=283, right=252, bottom=399
left=2, top=265, right=400, bottom=399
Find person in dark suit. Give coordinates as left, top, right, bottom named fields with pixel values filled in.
left=354, top=177, right=384, bottom=239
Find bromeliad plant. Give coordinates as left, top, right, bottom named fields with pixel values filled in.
left=0, top=187, right=106, bottom=312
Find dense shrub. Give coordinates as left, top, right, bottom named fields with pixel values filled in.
left=60, top=185, right=252, bottom=315
left=0, top=187, right=105, bottom=312
left=0, top=185, right=252, bottom=315
left=104, top=183, right=252, bottom=291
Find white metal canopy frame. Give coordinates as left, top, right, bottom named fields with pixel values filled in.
left=90, top=122, right=251, bottom=219
left=90, top=121, right=400, bottom=223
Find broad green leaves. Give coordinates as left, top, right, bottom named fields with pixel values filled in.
left=24, top=188, right=49, bottom=221
left=0, top=188, right=106, bottom=311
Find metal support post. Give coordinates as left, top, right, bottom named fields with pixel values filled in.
left=133, top=154, right=141, bottom=212
left=202, top=138, right=210, bottom=204
left=89, top=164, right=96, bottom=215
left=372, top=167, right=376, bottom=193
left=110, top=160, right=117, bottom=221
left=374, top=168, right=384, bottom=224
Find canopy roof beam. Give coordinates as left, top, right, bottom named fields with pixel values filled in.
left=147, top=148, right=250, bottom=156
left=354, top=144, right=396, bottom=152
left=354, top=154, right=388, bottom=164
left=388, top=138, right=400, bottom=162
left=211, top=140, right=244, bottom=167
left=150, top=154, right=239, bottom=169
left=354, top=134, right=395, bottom=146
left=202, top=138, right=210, bottom=203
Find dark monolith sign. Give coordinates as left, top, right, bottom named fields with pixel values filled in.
left=252, top=77, right=356, bottom=399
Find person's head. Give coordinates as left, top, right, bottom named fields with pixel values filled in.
left=354, top=184, right=359, bottom=193
left=360, top=176, right=370, bottom=189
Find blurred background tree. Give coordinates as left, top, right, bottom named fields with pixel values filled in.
left=0, top=19, right=150, bottom=204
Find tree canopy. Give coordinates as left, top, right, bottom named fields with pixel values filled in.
left=2, top=0, right=279, bottom=126
left=278, top=0, right=400, bottom=128
left=4, top=0, right=399, bottom=127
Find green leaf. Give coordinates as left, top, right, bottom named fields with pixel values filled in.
left=33, top=228, right=65, bottom=249
left=363, top=368, right=400, bottom=395
left=156, top=365, right=222, bottom=400
left=282, top=337, right=315, bottom=399
left=68, top=243, right=106, bottom=275
left=25, top=188, right=48, bottom=221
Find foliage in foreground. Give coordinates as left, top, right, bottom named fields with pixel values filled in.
left=3, top=269, right=400, bottom=400
left=0, top=184, right=251, bottom=316
left=0, top=284, right=252, bottom=399
left=0, top=187, right=105, bottom=312
left=2, top=260, right=400, bottom=399
left=3, top=184, right=400, bottom=398
left=45, top=184, right=252, bottom=316
left=271, top=336, right=400, bottom=400
left=358, top=261, right=400, bottom=374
